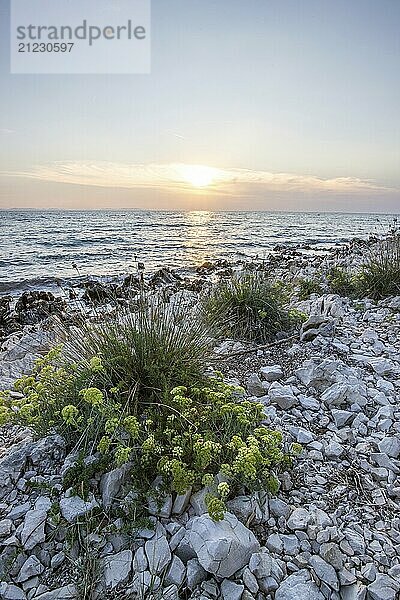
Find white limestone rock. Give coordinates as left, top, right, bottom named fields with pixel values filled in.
left=186, top=558, right=207, bottom=590
left=16, top=556, right=44, bottom=583
left=319, top=543, right=344, bottom=570
left=321, top=384, right=352, bottom=407
left=248, top=551, right=273, bottom=579
left=287, top=507, right=311, bottom=531
left=300, top=315, right=333, bottom=342
left=309, top=555, right=339, bottom=590
left=172, top=487, right=192, bottom=515
left=331, top=409, right=353, bottom=427
left=0, top=583, right=27, bottom=600
left=20, top=509, right=47, bottom=550
left=145, top=526, right=171, bottom=575
left=0, top=441, right=33, bottom=501
left=344, top=529, right=366, bottom=555
left=309, top=506, right=332, bottom=528
left=189, top=512, right=260, bottom=578
left=266, top=533, right=284, bottom=554
left=340, top=582, right=367, bottom=600
left=226, top=495, right=263, bottom=525
left=364, top=357, right=395, bottom=376
left=368, top=574, right=400, bottom=600
left=190, top=487, right=212, bottom=516
left=59, top=494, right=99, bottom=523
left=246, top=374, right=267, bottom=397
left=378, top=436, right=400, bottom=458
left=220, top=579, right=244, bottom=600
left=165, top=555, right=185, bottom=587
left=242, top=567, right=259, bottom=594
left=260, top=365, right=283, bottom=382
left=269, top=498, right=290, bottom=518
left=268, top=383, right=297, bottom=410
left=295, top=358, right=340, bottom=389
left=102, top=550, right=132, bottom=589
left=99, top=464, right=131, bottom=509
left=0, top=519, right=13, bottom=537
left=324, top=441, right=344, bottom=459
left=275, top=570, right=324, bottom=600
left=296, top=427, right=315, bottom=444
left=133, top=546, right=148, bottom=573
left=35, top=583, right=78, bottom=600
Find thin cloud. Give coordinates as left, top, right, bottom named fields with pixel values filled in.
left=164, top=129, right=186, bottom=140
left=4, top=160, right=397, bottom=196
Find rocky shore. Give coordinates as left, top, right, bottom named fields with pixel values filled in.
left=0, top=238, right=399, bottom=600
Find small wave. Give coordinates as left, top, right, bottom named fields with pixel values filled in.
left=0, top=276, right=69, bottom=296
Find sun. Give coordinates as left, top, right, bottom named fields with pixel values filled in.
left=178, top=164, right=218, bottom=188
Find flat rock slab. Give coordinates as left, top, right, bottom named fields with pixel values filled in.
left=34, top=585, right=77, bottom=600
left=59, top=495, right=99, bottom=523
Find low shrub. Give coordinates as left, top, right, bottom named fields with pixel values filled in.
left=326, top=235, right=400, bottom=301
left=1, top=358, right=294, bottom=521
left=202, top=273, right=300, bottom=343
left=0, top=346, right=119, bottom=444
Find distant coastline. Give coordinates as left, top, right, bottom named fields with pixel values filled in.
left=1, top=207, right=400, bottom=215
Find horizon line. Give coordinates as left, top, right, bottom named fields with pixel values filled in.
left=1, top=207, right=399, bottom=216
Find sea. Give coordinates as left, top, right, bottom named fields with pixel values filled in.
left=0, top=210, right=398, bottom=295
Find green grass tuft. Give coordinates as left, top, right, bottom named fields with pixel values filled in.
left=358, top=235, right=400, bottom=300
left=63, top=295, right=214, bottom=405
left=202, top=272, right=298, bottom=343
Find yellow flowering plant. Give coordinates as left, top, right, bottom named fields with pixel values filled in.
left=3, top=346, right=296, bottom=521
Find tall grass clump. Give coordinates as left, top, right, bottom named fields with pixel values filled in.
left=358, top=235, right=400, bottom=299
left=64, top=295, right=215, bottom=405
left=202, top=272, right=299, bottom=343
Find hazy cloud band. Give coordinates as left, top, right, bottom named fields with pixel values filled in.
left=5, top=161, right=397, bottom=196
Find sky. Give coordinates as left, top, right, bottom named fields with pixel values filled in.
left=0, top=0, right=399, bottom=212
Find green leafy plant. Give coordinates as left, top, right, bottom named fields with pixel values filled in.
left=327, top=266, right=359, bottom=298
left=1, top=347, right=123, bottom=448
left=297, top=278, right=324, bottom=300
left=4, top=355, right=293, bottom=520
left=148, top=379, right=290, bottom=497
left=287, top=308, right=308, bottom=323
left=202, top=273, right=299, bottom=343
